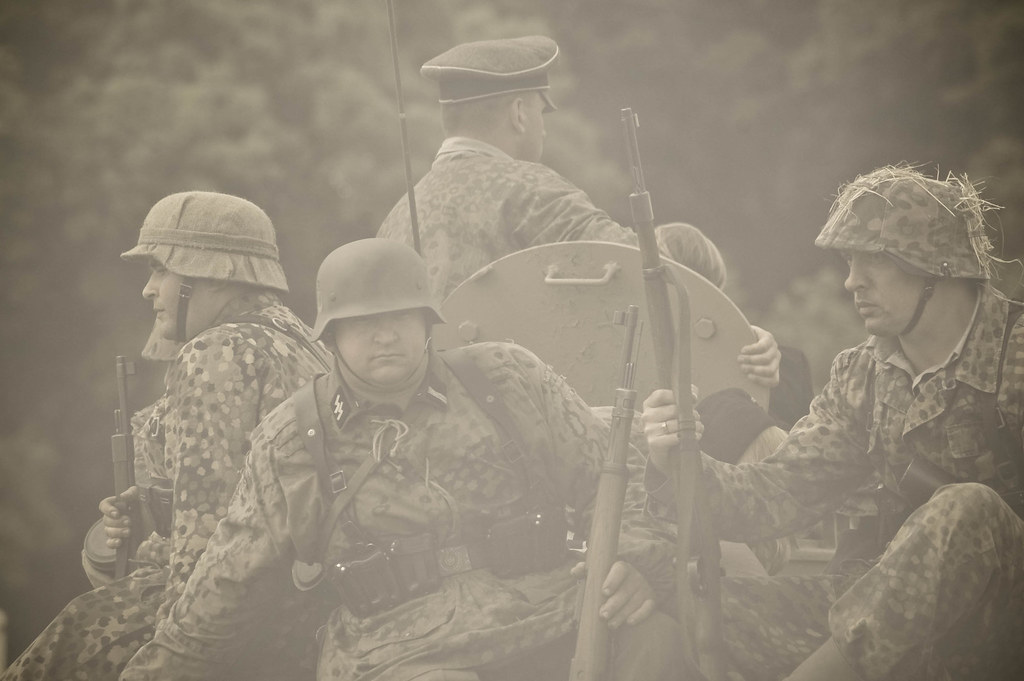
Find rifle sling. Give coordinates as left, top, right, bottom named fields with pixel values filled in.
left=291, top=347, right=544, bottom=590
left=439, top=348, right=527, bottom=466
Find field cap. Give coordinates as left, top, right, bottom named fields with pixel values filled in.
left=421, top=35, right=558, bottom=112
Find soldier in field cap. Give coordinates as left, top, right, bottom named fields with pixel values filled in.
left=377, top=35, right=783, bottom=388
left=421, top=35, right=560, bottom=113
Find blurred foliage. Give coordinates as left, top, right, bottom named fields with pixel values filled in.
left=1, top=0, right=1023, bottom=660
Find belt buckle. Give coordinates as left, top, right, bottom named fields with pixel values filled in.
left=437, top=545, right=473, bottom=577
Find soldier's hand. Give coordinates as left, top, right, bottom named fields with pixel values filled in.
left=99, top=486, right=138, bottom=548
left=641, top=388, right=702, bottom=475
left=570, top=560, right=655, bottom=629
left=739, top=325, right=781, bottom=388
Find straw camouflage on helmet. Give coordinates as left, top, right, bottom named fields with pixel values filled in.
left=815, top=165, right=996, bottom=279
left=312, top=238, right=445, bottom=340
left=121, top=191, right=288, bottom=292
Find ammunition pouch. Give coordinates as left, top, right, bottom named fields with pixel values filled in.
left=330, top=506, right=568, bottom=617
left=485, top=506, right=568, bottom=578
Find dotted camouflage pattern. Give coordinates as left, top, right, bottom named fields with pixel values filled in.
left=717, top=484, right=1024, bottom=681
left=2, top=291, right=329, bottom=681
left=815, top=166, right=994, bottom=279
left=377, top=137, right=637, bottom=298
left=647, top=285, right=1024, bottom=679
left=121, top=343, right=677, bottom=681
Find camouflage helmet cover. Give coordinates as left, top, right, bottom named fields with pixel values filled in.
left=815, top=165, right=996, bottom=279
left=121, top=191, right=288, bottom=292
left=312, top=238, right=445, bottom=340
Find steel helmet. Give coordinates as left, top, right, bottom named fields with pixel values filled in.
left=312, top=239, right=445, bottom=340
left=815, top=165, right=995, bottom=280
left=121, top=191, right=288, bottom=292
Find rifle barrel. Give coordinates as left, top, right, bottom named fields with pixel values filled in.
left=619, top=108, right=726, bottom=681
left=568, top=306, right=641, bottom=681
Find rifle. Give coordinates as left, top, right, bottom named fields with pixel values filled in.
left=621, top=108, right=727, bottom=680
left=111, top=355, right=140, bottom=578
left=569, top=305, right=643, bottom=681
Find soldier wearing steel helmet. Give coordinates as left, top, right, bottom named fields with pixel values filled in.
left=3, top=192, right=331, bottom=681
left=121, top=238, right=681, bottom=681
left=642, top=165, right=1024, bottom=680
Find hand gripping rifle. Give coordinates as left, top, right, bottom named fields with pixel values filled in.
left=569, top=305, right=643, bottom=681
left=111, top=355, right=141, bottom=578
left=621, top=108, right=727, bottom=681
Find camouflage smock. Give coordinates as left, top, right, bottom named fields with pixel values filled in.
left=120, top=342, right=676, bottom=681
left=377, top=136, right=637, bottom=298
left=646, top=285, right=1024, bottom=680
left=2, top=291, right=330, bottom=681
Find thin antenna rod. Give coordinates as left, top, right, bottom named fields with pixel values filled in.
left=385, top=0, right=421, bottom=254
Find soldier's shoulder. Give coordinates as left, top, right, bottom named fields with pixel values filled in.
left=444, top=342, right=553, bottom=394
left=184, top=305, right=315, bottom=364
left=222, top=303, right=312, bottom=341
left=831, top=340, right=875, bottom=375
left=448, top=341, right=543, bottom=371
left=250, top=392, right=305, bottom=454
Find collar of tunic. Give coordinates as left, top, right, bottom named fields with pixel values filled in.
left=866, top=284, right=1002, bottom=396
left=883, top=290, right=981, bottom=391
left=866, top=285, right=1011, bottom=436
left=434, top=136, right=513, bottom=165
left=212, top=289, right=284, bottom=327
left=327, top=350, right=450, bottom=428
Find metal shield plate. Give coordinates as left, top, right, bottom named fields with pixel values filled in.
left=434, top=241, right=769, bottom=409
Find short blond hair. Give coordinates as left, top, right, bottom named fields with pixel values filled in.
left=655, top=222, right=727, bottom=289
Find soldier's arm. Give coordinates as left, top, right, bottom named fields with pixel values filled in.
left=509, top=165, right=638, bottom=249
left=121, top=423, right=296, bottom=680
left=156, top=331, right=264, bottom=622
left=643, top=348, right=876, bottom=542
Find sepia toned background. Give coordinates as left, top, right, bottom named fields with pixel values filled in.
left=2, top=0, right=1022, bottom=662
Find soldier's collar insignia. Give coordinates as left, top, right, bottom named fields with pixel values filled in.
left=332, top=390, right=351, bottom=425
left=414, top=370, right=448, bottom=409
left=424, top=384, right=448, bottom=407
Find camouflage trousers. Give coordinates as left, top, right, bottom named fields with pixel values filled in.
left=717, top=483, right=1024, bottom=681
left=1, top=566, right=324, bottom=681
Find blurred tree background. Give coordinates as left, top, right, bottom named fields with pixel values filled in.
left=1, top=0, right=1022, bottom=662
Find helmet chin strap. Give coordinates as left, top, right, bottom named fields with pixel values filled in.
left=176, top=280, right=194, bottom=343
left=900, top=277, right=937, bottom=336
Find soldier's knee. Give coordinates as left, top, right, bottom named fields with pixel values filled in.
left=931, top=482, right=1004, bottom=520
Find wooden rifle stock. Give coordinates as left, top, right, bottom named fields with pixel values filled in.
left=620, top=108, right=727, bottom=681
left=111, top=355, right=139, bottom=578
left=569, top=305, right=643, bottom=681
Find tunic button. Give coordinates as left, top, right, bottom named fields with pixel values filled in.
left=307, top=428, right=316, bottom=437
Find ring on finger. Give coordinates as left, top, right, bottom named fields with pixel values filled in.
left=661, top=420, right=670, bottom=434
